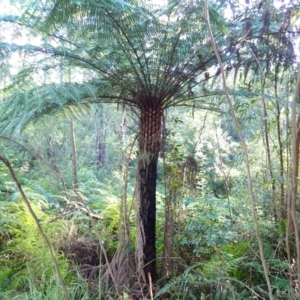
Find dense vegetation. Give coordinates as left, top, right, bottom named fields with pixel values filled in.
left=0, top=0, right=300, bottom=299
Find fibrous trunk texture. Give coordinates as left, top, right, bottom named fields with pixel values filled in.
left=136, top=100, right=163, bottom=283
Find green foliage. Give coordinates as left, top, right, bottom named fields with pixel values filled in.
left=155, top=261, right=264, bottom=300
left=0, top=0, right=300, bottom=298
left=0, top=200, right=72, bottom=293
left=180, top=195, right=239, bottom=256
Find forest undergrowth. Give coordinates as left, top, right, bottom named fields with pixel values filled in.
left=1, top=0, right=300, bottom=299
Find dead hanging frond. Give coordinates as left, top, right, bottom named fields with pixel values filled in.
left=243, top=60, right=252, bottom=81
left=101, top=247, right=135, bottom=292
left=280, top=7, right=292, bottom=32
left=278, top=35, right=295, bottom=64
left=183, top=156, right=198, bottom=190
left=262, top=9, right=270, bottom=34
left=222, top=3, right=298, bottom=87
left=233, top=63, right=241, bottom=85
left=243, top=19, right=252, bottom=38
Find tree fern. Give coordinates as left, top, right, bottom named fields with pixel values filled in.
left=0, top=0, right=299, bottom=281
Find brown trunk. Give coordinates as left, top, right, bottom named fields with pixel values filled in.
left=137, top=100, right=163, bottom=283
left=262, top=97, right=277, bottom=220
left=287, top=64, right=300, bottom=289
left=289, top=115, right=300, bottom=236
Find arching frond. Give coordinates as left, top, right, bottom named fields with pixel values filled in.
left=0, top=0, right=298, bottom=133
left=0, top=80, right=135, bottom=134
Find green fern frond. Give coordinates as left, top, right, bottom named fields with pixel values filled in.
left=155, top=277, right=182, bottom=298
left=0, top=81, right=101, bottom=134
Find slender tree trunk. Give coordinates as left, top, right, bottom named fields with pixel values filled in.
left=136, top=101, right=163, bottom=283
left=262, top=96, right=277, bottom=221
left=95, top=107, right=107, bottom=171
left=161, top=188, right=174, bottom=280
left=67, top=69, right=78, bottom=190
left=275, top=95, right=286, bottom=220
left=288, top=63, right=300, bottom=288
left=70, top=120, right=78, bottom=190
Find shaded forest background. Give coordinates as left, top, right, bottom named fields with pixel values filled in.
left=0, top=0, right=300, bottom=299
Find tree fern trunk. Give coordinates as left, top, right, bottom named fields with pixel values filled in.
left=137, top=100, right=163, bottom=282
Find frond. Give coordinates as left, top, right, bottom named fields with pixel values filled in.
left=0, top=81, right=123, bottom=134
left=0, top=0, right=298, bottom=134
